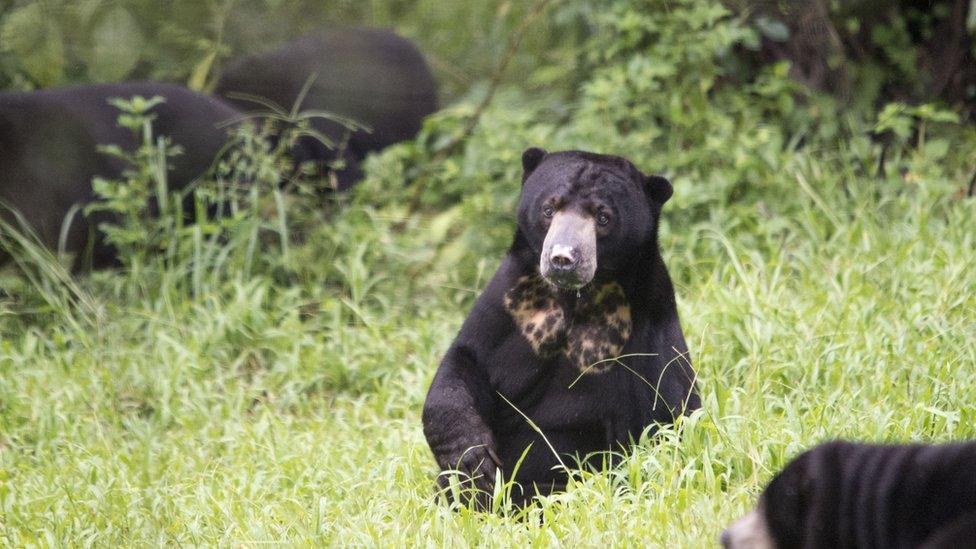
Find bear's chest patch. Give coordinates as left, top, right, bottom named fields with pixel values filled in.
left=503, top=274, right=632, bottom=374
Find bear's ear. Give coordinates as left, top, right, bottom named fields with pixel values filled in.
left=521, top=147, right=547, bottom=182
left=644, top=174, right=673, bottom=204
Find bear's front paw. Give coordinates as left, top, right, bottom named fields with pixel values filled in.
left=435, top=434, right=503, bottom=498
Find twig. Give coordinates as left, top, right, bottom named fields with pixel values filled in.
left=425, top=53, right=473, bottom=88
left=967, top=169, right=976, bottom=198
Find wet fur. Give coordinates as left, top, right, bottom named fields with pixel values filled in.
left=422, top=149, right=700, bottom=507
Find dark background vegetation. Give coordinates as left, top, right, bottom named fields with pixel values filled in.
left=2, top=1, right=974, bottom=109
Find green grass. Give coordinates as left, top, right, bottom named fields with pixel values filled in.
left=1, top=143, right=974, bottom=546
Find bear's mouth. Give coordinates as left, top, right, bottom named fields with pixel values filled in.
left=721, top=501, right=775, bottom=549
left=539, top=210, right=597, bottom=289
left=542, top=270, right=590, bottom=290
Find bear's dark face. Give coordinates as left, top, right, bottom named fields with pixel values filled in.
left=516, top=148, right=672, bottom=289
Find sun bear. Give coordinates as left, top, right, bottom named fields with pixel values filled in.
left=215, top=28, right=438, bottom=190
left=422, top=148, right=700, bottom=507
left=722, top=440, right=976, bottom=549
left=0, top=82, right=241, bottom=268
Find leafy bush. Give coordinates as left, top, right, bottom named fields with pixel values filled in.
left=347, top=0, right=974, bottom=296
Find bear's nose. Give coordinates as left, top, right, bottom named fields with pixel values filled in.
left=549, top=245, right=579, bottom=272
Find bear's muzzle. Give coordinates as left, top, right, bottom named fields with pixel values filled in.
left=539, top=210, right=596, bottom=289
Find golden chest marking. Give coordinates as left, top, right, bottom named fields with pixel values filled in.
left=503, top=275, right=632, bottom=374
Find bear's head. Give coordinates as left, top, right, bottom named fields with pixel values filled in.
left=516, top=148, right=673, bottom=290
left=721, top=445, right=817, bottom=549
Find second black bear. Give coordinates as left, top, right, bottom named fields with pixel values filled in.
left=422, top=148, right=700, bottom=506
left=0, top=83, right=241, bottom=268
left=215, top=28, right=438, bottom=190
left=722, top=441, right=976, bottom=549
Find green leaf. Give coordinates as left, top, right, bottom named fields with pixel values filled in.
left=874, top=103, right=913, bottom=140
left=922, top=138, right=950, bottom=160
left=86, top=6, right=144, bottom=82
left=755, top=16, right=789, bottom=42
left=427, top=205, right=462, bottom=244
left=0, top=4, right=65, bottom=86
left=187, top=50, right=218, bottom=92
left=74, top=0, right=105, bottom=27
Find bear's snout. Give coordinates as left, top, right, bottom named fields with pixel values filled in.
left=539, top=211, right=596, bottom=289
left=549, top=244, right=579, bottom=270
left=721, top=507, right=775, bottom=549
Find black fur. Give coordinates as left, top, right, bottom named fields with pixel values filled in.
left=215, top=28, right=438, bottom=191
left=759, top=441, right=976, bottom=548
left=422, top=149, right=700, bottom=507
left=0, top=82, right=241, bottom=268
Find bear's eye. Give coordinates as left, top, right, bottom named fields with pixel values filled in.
left=542, top=205, right=555, bottom=218
left=597, top=212, right=611, bottom=226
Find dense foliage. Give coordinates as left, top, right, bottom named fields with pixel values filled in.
left=0, top=0, right=573, bottom=98
left=1, top=0, right=974, bottom=545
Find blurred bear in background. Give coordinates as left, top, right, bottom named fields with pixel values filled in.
left=0, top=82, right=241, bottom=269
left=215, top=28, right=439, bottom=190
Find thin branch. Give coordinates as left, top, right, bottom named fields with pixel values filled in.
left=424, top=53, right=473, bottom=88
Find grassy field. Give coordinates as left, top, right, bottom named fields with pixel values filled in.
left=1, top=134, right=973, bottom=546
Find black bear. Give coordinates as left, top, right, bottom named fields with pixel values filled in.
left=0, top=82, right=241, bottom=268
left=722, top=440, right=976, bottom=549
left=422, top=148, right=700, bottom=507
left=215, top=28, right=439, bottom=191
